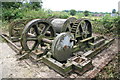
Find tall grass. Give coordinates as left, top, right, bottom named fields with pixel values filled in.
left=22, top=9, right=49, bottom=19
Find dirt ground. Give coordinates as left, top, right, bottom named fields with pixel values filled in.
left=0, top=34, right=118, bottom=79
left=0, top=39, right=63, bottom=78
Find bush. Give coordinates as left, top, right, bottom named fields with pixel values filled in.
left=50, top=11, right=70, bottom=19
left=70, top=9, right=76, bottom=16
left=22, top=9, right=49, bottom=19
left=92, top=15, right=119, bottom=35
left=75, top=12, right=84, bottom=19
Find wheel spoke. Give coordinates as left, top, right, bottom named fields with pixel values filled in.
left=84, top=23, right=88, bottom=31
left=41, top=25, right=50, bottom=35
left=81, top=23, right=85, bottom=32
left=37, top=23, right=46, bottom=33
left=27, top=37, right=38, bottom=41
left=14, top=28, right=22, bottom=30
left=85, top=31, right=90, bottom=34
left=31, top=42, right=39, bottom=51
left=35, top=24, right=40, bottom=35
left=27, top=33, right=36, bottom=37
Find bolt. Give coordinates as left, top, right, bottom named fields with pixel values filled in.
left=35, top=49, right=39, bottom=53
left=62, top=63, right=66, bottom=67
left=68, top=59, right=72, bottom=63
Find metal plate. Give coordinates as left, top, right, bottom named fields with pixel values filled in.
left=51, top=32, right=74, bottom=61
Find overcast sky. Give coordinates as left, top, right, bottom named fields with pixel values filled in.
left=42, top=0, right=120, bottom=12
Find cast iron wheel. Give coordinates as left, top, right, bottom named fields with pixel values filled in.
left=62, top=17, right=77, bottom=32
left=9, top=19, right=32, bottom=38
left=71, top=18, right=92, bottom=40
left=21, top=19, right=55, bottom=51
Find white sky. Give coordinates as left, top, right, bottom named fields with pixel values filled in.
left=42, top=0, right=120, bottom=12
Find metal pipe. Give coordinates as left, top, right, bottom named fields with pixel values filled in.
left=42, top=38, right=53, bottom=44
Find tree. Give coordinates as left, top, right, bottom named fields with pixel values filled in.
left=112, top=9, right=116, bottom=13
left=2, top=0, right=43, bottom=21
left=2, top=2, right=23, bottom=21
left=2, top=2, right=22, bottom=9
left=70, top=9, right=76, bottom=16
left=24, top=0, right=43, bottom=10
left=62, top=10, right=69, bottom=12
left=84, top=10, right=89, bottom=16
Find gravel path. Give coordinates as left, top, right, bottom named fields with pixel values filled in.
left=0, top=41, right=62, bottom=78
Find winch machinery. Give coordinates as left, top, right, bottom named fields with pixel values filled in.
left=1, top=17, right=114, bottom=77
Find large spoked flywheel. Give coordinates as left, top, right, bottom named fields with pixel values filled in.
left=21, top=19, right=56, bottom=51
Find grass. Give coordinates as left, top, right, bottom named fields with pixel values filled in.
left=1, top=21, right=9, bottom=32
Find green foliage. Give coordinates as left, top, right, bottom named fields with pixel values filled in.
left=1, top=1, right=70, bottom=22
left=2, top=1, right=43, bottom=21
left=1, top=20, right=9, bottom=31
left=101, top=15, right=114, bottom=30
left=23, top=1, right=42, bottom=10
left=75, top=12, right=84, bottom=19
left=92, top=15, right=119, bottom=35
left=2, top=2, right=23, bottom=21
left=50, top=11, right=69, bottom=19
left=70, top=9, right=76, bottom=16
left=84, top=10, right=89, bottom=16
left=112, top=9, right=116, bottom=13
left=114, top=16, right=120, bottom=35
left=22, top=9, right=49, bottom=19
left=2, top=2, right=22, bottom=9
left=2, top=8, right=24, bottom=21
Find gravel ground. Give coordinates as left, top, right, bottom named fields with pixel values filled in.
left=0, top=40, right=63, bottom=78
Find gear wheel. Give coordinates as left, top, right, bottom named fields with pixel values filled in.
left=71, top=18, right=92, bottom=40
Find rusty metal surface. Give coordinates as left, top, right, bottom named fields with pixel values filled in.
left=71, top=18, right=92, bottom=41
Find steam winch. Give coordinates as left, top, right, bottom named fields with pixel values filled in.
left=1, top=17, right=114, bottom=77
